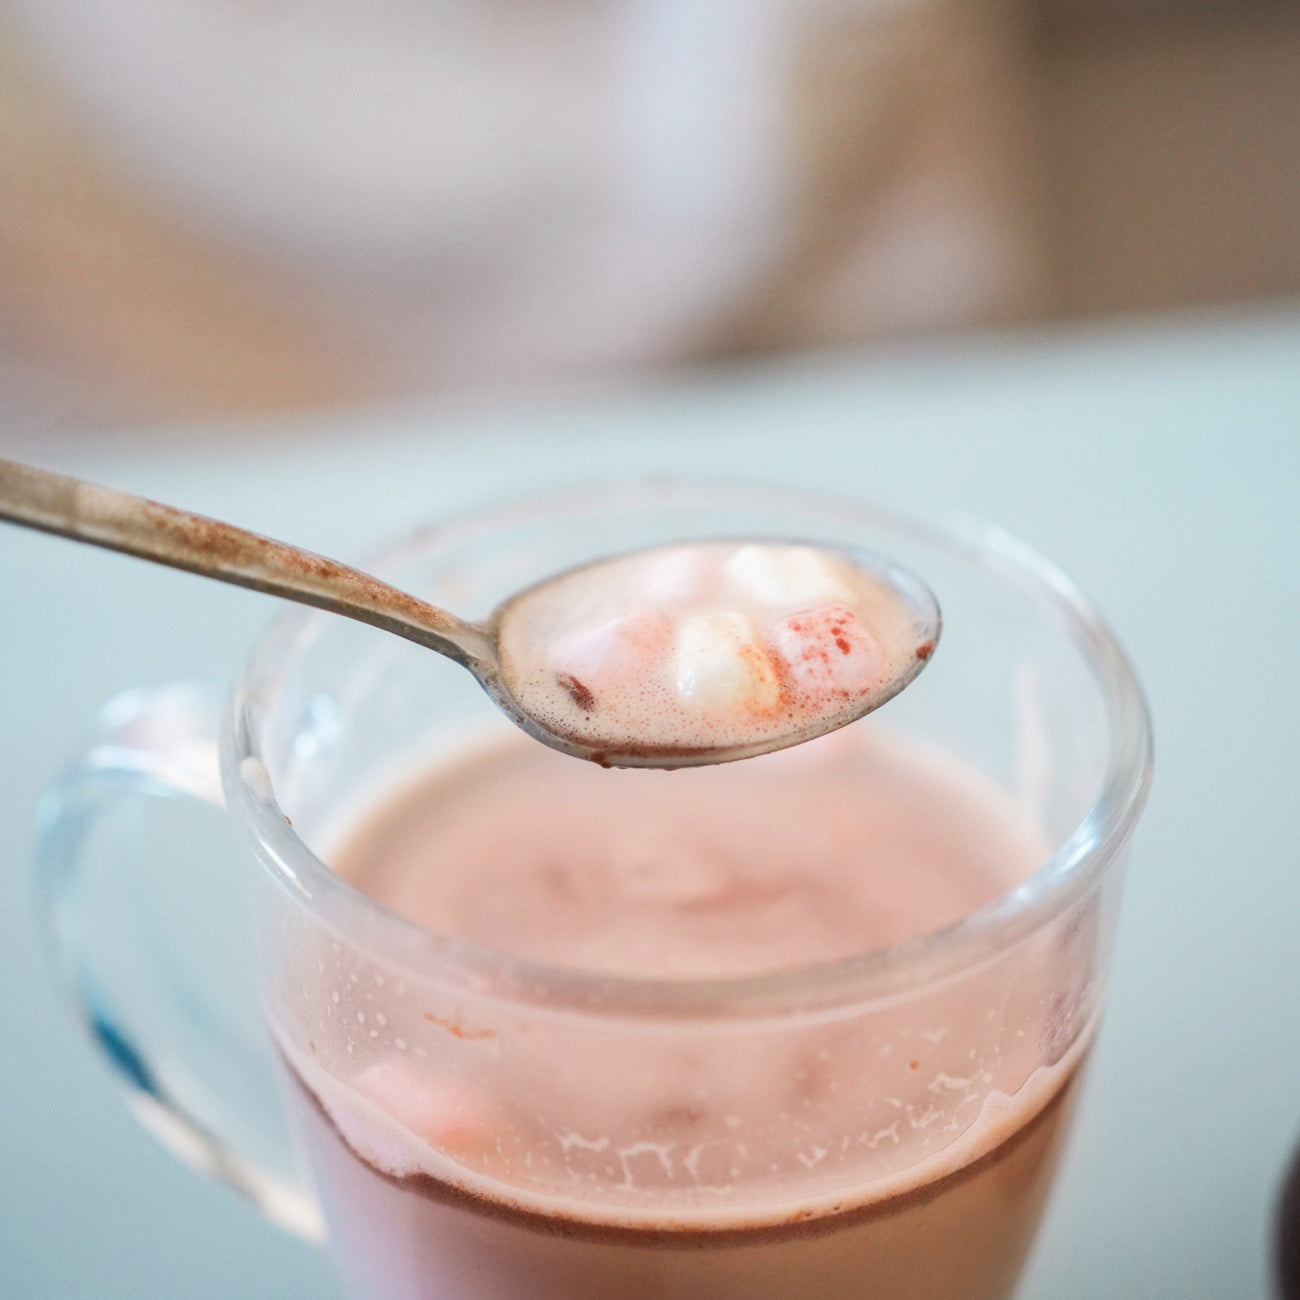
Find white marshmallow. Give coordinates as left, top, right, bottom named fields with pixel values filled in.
left=725, top=544, right=855, bottom=609
left=674, top=612, right=780, bottom=716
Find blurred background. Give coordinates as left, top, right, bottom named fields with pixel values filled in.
left=2, top=6, right=1299, bottom=1299
left=1, top=0, right=1296, bottom=434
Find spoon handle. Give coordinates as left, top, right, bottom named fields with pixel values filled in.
left=0, top=458, right=492, bottom=667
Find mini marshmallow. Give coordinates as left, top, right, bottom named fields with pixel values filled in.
left=725, top=544, right=855, bottom=609
left=772, top=603, right=882, bottom=697
left=544, top=609, right=673, bottom=701
left=674, top=612, right=780, bottom=717
left=355, top=1058, right=496, bottom=1160
left=635, top=546, right=717, bottom=606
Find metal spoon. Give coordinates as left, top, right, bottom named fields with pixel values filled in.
left=0, top=458, right=940, bottom=768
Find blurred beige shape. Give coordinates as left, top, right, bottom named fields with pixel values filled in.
left=1036, top=0, right=1300, bottom=318
left=713, top=0, right=1043, bottom=355
left=0, top=27, right=375, bottom=427
left=0, top=2, right=1045, bottom=428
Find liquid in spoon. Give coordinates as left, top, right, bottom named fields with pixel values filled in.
left=494, top=540, right=938, bottom=766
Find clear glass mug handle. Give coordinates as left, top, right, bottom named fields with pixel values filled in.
left=35, top=680, right=325, bottom=1242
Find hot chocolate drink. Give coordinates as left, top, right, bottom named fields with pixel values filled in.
left=275, top=725, right=1083, bottom=1299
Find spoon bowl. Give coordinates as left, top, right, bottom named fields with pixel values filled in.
left=489, top=539, right=940, bottom=767
left=0, top=459, right=939, bottom=768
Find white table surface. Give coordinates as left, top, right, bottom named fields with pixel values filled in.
left=2, top=307, right=1297, bottom=1299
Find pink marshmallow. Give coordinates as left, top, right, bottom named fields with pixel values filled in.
left=544, top=608, right=673, bottom=702
left=635, top=546, right=718, bottom=606
left=355, top=1057, right=496, bottom=1159
left=771, top=603, right=883, bottom=697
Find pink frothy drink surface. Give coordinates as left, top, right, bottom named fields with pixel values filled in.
left=277, top=728, right=1085, bottom=1300
left=495, top=542, right=933, bottom=760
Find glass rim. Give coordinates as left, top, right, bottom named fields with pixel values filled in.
left=224, top=479, right=1153, bottom=1018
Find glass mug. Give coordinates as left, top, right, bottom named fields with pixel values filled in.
left=37, top=482, right=1152, bottom=1300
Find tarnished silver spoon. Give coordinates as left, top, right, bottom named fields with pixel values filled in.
left=0, top=458, right=939, bottom=768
